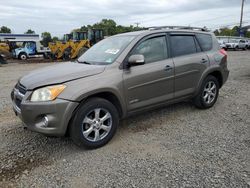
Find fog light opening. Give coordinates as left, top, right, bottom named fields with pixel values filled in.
left=42, top=116, right=49, bottom=127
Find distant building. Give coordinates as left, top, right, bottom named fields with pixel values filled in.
left=0, top=33, right=39, bottom=42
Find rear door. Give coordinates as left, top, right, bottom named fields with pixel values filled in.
left=123, top=34, right=174, bottom=111
left=169, top=33, right=211, bottom=98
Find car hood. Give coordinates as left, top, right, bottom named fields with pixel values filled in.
left=226, top=43, right=236, bottom=45
left=20, top=62, right=106, bottom=90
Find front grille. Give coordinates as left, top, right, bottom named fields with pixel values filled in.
left=15, top=82, right=26, bottom=95
left=12, top=82, right=27, bottom=113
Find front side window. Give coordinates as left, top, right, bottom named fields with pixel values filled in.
left=131, top=36, right=168, bottom=63
left=170, top=35, right=197, bottom=57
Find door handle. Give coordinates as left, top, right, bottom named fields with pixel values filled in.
left=164, top=65, right=173, bottom=71
left=200, top=58, right=208, bottom=63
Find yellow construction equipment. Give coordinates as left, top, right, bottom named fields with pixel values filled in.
left=69, top=40, right=90, bottom=59
left=0, top=42, right=12, bottom=60
left=0, top=42, right=10, bottom=53
left=48, top=29, right=103, bottom=60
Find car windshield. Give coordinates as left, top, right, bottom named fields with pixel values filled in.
left=229, top=39, right=238, bottom=43
left=77, top=35, right=135, bottom=65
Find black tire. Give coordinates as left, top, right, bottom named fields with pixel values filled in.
left=193, top=75, right=219, bottom=109
left=70, top=97, right=119, bottom=149
left=235, top=46, right=239, bottom=51
left=18, top=53, right=27, bottom=60
left=43, top=52, right=49, bottom=59
left=63, top=47, right=72, bottom=60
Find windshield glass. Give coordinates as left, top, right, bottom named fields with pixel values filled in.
left=229, top=39, right=238, bottom=43
left=77, top=35, right=135, bottom=65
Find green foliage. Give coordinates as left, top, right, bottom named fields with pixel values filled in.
left=52, top=36, right=60, bottom=42
left=41, top=32, right=52, bottom=47
left=78, top=19, right=143, bottom=36
left=0, top=26, right=11, bottom=33
left=24, top=29, right=35, bottom=34
left=214, top=26, right=250, bottom=37
left=246, top=32, right=250, bottom=38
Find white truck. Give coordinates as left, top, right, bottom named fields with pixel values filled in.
left=12, top=40, right=51, bottom=60
left=225, top=39, right=248, bottom=50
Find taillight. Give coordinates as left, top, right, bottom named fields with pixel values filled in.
left=219, top=48, right=227, bottom=63
left=219, top=49, right=227, bottom=56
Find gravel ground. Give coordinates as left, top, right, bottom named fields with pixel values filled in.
left=0, top=51, right=250, bottom=188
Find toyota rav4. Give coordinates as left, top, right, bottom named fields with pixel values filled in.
left=11, top=28, right=229, bottom=148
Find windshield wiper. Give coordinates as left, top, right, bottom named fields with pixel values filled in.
left=76, top=59, right=91, bottom=65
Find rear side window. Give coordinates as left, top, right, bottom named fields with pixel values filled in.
left=196, top=33, right=213, bottom=51
left=132, top=36, right=168, bottom=63
left=170, top=35, right=197, bottom=57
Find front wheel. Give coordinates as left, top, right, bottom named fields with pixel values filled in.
left=193, top=75, right=219, bottom=109
left=70, top=98, right=119, bottom=149
left=18, top=53, right=27, bottom=60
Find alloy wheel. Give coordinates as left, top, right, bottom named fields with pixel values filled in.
left=202, top=81, right=217, bottom=104
left=82, top=108, right=112, bottom=142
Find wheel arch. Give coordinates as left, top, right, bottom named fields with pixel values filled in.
left=195, top=68, right=223, bottom=97
left=65, top=90, right=125, bottom=137
left=84, top=91, right=124, bottom=118
left=18, top=51, right=28, bottom=59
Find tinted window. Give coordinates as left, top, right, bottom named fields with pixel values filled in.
left=170, top=35, right=197, bottom=57
left=196, top=33, right=213, bottom=51
left=132, top=36, right=168, bottom=63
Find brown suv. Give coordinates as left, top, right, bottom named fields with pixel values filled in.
left=11, top=27, right=229, bottom=148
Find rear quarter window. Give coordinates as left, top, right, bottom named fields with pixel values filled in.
left=196, top=33, right=213, bottom=51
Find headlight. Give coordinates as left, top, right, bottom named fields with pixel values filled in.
left=31, top=84, right=66, bottom=102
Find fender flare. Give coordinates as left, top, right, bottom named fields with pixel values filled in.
left=74, top=88, right=127, bottom=118
left=194, top=66, right=223, bottom=96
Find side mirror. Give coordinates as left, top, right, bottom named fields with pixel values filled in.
left=128, top=54, right=145, bottom=66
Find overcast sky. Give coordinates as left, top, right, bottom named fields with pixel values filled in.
left=1, top=0, right=250, bottom=38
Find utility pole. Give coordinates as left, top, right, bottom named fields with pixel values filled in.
left=134, top=22, right=140, bottom=27
left=239, top=0, right=245, bottom=36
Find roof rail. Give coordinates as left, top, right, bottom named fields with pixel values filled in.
left=147, top=26, right=209, bottom=32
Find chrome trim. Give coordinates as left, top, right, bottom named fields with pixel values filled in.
left=12, top=85, right=26, bottom=114
left=14, top=88, right=25, bottom=98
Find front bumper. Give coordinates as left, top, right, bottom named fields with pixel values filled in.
left=11, top=86, right=78, bottom=136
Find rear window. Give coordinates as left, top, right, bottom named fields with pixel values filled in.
left=196, top=33, right=213, bottom=51
left=170, top=35, right=197, bottom=57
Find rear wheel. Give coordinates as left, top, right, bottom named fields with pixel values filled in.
left=193, top=75, right=219, bottom=109
left=70, top=98, right=119, bottom=149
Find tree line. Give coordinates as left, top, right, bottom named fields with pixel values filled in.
left=1, top=20, right=250, bottom=47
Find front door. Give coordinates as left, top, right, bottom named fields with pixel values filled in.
left=123, top=34, right=174, bottom=111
